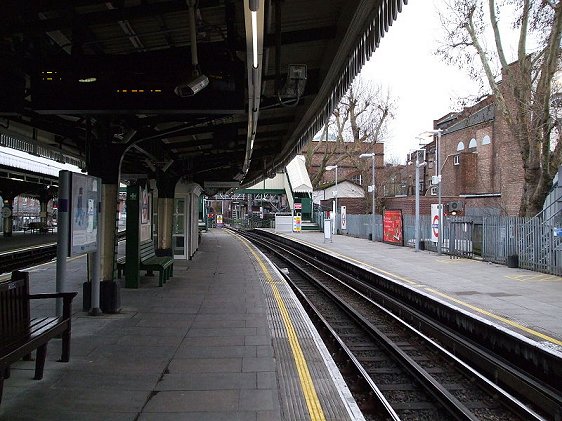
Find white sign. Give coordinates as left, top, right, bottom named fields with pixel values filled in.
left=431, top=203, right=442, bottom=243
left=341, top=205, right=347, bottom=230
left=324, top=219, right=332, bottom=242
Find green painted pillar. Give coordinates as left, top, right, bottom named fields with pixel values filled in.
left=125, top=185, right=141, bottom=288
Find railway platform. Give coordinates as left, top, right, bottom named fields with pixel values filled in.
left=267, top=229, right=562, bottom=352
left=0, top=229, right=362, bottom=421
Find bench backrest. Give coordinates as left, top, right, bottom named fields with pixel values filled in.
left=0, top=271, right=30, bottom=341
left=139, top=241, right=155, bottom=261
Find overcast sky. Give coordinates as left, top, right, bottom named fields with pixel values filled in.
left=360, top=0, right=481, bottom=163
left=358, top=0, right=539, bottom=165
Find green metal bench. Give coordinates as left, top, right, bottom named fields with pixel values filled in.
left=117, top=241, right=173, bottom=287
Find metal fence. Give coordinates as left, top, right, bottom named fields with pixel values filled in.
left=482, top=216, right=562, bottom=275
left=285, top=208, right=562, bottom=276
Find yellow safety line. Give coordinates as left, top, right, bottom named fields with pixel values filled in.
left=236, top=234, right=326, bottom=421
left=282, top=234, right=562, bottom=347
left=425, top=287, right=562, bottom=346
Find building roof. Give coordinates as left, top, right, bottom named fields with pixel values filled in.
left=285, top=155, right=313, bottom=193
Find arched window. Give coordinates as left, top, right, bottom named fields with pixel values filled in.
left=468, top=138, right=477, bottom=149
left=456, top=141, right=465, bottom=151
left=482, top=135, right=491, bottom=145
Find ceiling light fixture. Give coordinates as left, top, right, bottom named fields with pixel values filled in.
left=249, top=0, right=259, bottom=69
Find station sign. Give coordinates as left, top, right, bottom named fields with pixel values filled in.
left=431, top=204, right=442, bottom=243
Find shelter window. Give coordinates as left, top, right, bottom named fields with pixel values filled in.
left=468, top=138, right=477, bottom=150
left=456, top=141, right=465, bottom=151
left=482, top=135, right=491, bottom=145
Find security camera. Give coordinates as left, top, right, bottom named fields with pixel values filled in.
left=174, top=75, right=209, bottom=97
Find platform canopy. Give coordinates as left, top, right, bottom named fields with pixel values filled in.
left=0, top=0, right=407, bottom=190
left=285, top=155, right=312, bottom=193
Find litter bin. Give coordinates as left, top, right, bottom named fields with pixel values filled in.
left=83, top=280, right=122, bottom=313
left=507, top=254, right=519, bottom=268
left=100, top=280, right=121, bottom=313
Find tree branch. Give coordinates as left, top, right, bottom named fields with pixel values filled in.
left=488, top=0, right=508, bottom=69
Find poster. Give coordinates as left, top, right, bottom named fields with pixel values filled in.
left=383, top=209, right=403, bottom=245
left=140, top=186, right=151, bottom=242
left=70, top=173, right=100, bottom=256
left=141, top=187, right=149, bottom=224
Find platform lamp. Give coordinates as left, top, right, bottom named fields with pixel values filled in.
left=326, top=165, right=338, bottom=234
left=419, top=129, right=443, bottom=255
left=411, top=142, right=427, bottom=252
left=359, top=152, right=376, bottom=241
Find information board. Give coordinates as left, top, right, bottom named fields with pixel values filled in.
left=70, top=173, right=101, bottom=256
left=293, top=214, right=302, bottom=232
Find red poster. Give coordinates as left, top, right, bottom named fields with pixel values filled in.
left=383, top=209, right=403, bottom=245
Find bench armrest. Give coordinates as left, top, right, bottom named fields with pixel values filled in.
left=28, top=292, right=78, bottom=300
left=28, top=292, right=78, bottom=319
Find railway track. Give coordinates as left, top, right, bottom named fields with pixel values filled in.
left=236, top=229, right=560, bottom=420
left=0, top=230, right=127, bottom=275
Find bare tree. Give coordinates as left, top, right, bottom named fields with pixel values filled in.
left=305, top=76, right=395, bottom=212
left=437, top=0, right=562, bottom=216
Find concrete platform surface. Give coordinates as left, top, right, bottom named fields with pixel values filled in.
left=0, top=229, right=361, bottom=421
left=271, top=230, right=562, bottom=354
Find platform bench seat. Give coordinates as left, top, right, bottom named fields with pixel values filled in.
left=0, top=271, right=77, bottom=405
left=22, top=222, right=53, bottom=234
left=116, top=241, right=173, bottom=287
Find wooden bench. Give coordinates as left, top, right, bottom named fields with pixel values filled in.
left=22, top=222, right=53, bottom=234
left=116, top=241, right=173, bottom=287
left=0, top=271, right=77, bottom=405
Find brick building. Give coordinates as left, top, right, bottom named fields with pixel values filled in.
left=304, top=139, right=411, bottom=215
left=306, top=139, right=385, bottom=189
left=389, top=66, right=525, bottom=217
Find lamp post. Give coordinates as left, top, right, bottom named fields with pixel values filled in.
left=326, top=165, right=338, bottom=234
left=419, top=129, right=443, bottom=255
left=411, top=144, right=427, bottom=252
left=359, top=152, right=376, bottom=241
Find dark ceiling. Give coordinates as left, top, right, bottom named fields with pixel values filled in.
left=0, top=0, right=406, bottom=192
